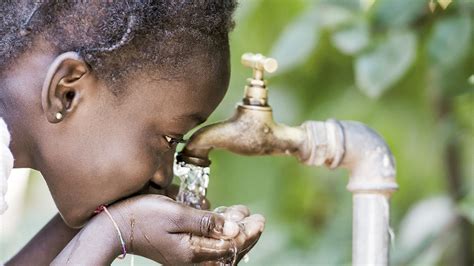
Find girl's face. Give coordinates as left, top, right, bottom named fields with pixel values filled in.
left=36, top=53, right=230, bottom=227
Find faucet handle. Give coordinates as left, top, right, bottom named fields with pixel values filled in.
left=241, top=53, right=278, bottom=80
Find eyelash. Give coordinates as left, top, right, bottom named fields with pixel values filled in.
left=163, top=135, right=185, bottom=149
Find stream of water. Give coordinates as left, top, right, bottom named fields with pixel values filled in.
left=174, top=155, right=247, bottom=265
left=174, top=157, right=210, bottom=210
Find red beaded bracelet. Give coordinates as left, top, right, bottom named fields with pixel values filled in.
left=95, top=205, right=127, bottom=259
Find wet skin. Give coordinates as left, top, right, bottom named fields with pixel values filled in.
left=1, top=38, right=264, bottom=264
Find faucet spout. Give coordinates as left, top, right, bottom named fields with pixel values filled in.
left=177, top=52, right=398, bottom=265
left=178, top=104, right=306, bottom=167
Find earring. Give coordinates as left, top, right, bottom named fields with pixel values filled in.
left=55, top=112, right=63, bottom=120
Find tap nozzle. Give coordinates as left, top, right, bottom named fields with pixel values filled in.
left=241, top=53, right=278, bottom=106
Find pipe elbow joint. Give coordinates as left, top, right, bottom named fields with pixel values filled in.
left=339, top=121, right=397, bottom=193
left=299, top=120, right=397, bottom=194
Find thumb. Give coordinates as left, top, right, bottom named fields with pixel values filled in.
left=176, top=207, right=240, bottom=239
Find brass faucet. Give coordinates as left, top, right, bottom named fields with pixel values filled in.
left=177, top=53, right=398, bottom=265
left=177, top=53, right=307, bottom=167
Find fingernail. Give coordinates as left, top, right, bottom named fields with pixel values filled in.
left=230, top=212, right=245, bottom=221
left=214, top=206, right=227, bottom=213
left=223, top=220, right=239, bottom=237
left=213, top=220, right=224, bottom=234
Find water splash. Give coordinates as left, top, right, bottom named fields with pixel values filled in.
left=174, top=158, right=210, bottom=210
left=174, top=156, right=244, bottom=265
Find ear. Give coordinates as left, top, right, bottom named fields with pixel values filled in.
left=41, top=52, right=91, bottom=123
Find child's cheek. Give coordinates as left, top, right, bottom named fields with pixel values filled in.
left=106, top=146, right=159, bottom=196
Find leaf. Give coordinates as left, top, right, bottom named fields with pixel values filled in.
left=437, top=0, right=452, bottom=9
left=360, top=0, right=376, bottom=11
left=331, top=19, right=369, bottom=55
left=355, top=31, right=417, bottom=98
left=319, top=0, right=360, bottom=11
left=270, top=7, right=320, bottom=73
left=427, top=15, right=472, bottom=69
left=429, top=0, right=437, bottom=13
left=315, top=4, right=355, bottom=30
left=375, top=0, right=428, bottom=28
left=397, top=196, right=455, bottom=250
left=392, top=196, right=456, bottom=264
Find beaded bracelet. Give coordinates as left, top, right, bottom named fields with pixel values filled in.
left=95, top=205, right=127, bottom=259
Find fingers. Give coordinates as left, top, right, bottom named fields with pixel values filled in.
left=240, top=214, right=265, bottom=236
left=173, top=206, right=240, bottom=239
left=230, top=214, right=264, bottom=247
left=214, top=205, right=250, bottom=222
left=230, top=205, right=250, bottom=217
left=189, top=235, right=231, bottom=253
left=236, top=232, right=260, bottom=264
left=188, top=235, right=234, bottom=263
left=184, top=213, right=265, bottom=264
left=232, top=214, right=265, bottom=261
left=214, top=205, right=250, bottom=216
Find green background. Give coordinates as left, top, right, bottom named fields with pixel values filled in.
left=206, top=0, right=473, bottom=264
left=1, top=0, right=472, bottom=265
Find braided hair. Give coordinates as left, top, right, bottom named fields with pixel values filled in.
left=1, top=1, right=237, bottom=94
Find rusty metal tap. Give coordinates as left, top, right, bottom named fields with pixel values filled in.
left=177, top=53, right=307, bottom=167
left=177, top=53, right=398, bottom=265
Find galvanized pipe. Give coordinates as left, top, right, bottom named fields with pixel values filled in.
left=299, top=119, right=397, bottom=265
left=352, top=193, right=391, bottom=265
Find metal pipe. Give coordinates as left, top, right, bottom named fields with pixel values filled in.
left=178, top=53, right=398, bottom=264
left=352, top=193, right=391, bottom=265
left=178, top=104, right=306, bottom=166
left=180, top=119, right=397, bottom=265
left=299, top=120, right=397, bottom=265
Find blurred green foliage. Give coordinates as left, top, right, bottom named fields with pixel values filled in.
left=1, top=1, right=472, bottom=265
left=202, top=0, right=473, bottom=265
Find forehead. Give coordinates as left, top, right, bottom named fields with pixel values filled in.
left=148, top=55, right=229, bottom=110
left=118, top=54, right=230, bottom=133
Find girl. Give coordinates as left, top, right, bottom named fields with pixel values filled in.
left=0, top=1, right=264, bottom=265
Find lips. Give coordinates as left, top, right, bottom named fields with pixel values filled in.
left=149, top=180, right=164, bottom=190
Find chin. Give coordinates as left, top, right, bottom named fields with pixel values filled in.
left=59, top=206, right=93, bottom=228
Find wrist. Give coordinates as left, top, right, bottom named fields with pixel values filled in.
left=104, top=205, right=134, bottom=257
left=51, top=211, right=124, bottom=265
left=90, top=212, right=124, bottom=262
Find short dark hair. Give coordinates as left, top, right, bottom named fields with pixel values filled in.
left=0, top=0, right=237, bottom=93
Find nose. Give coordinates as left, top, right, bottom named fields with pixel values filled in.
left=150, top=150, right=175, bottom=189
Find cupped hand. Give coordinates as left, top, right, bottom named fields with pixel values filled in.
left=106, top=195, right=264, bottom=265
left=145, top=183, right=211, bottom=210
left=207, top=205, right=265, bottom=265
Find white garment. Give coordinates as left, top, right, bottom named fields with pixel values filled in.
left=0, top=118, right=14, bottom=215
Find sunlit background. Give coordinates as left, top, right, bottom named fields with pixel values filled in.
left=1, top=0, right=473, bottom=265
